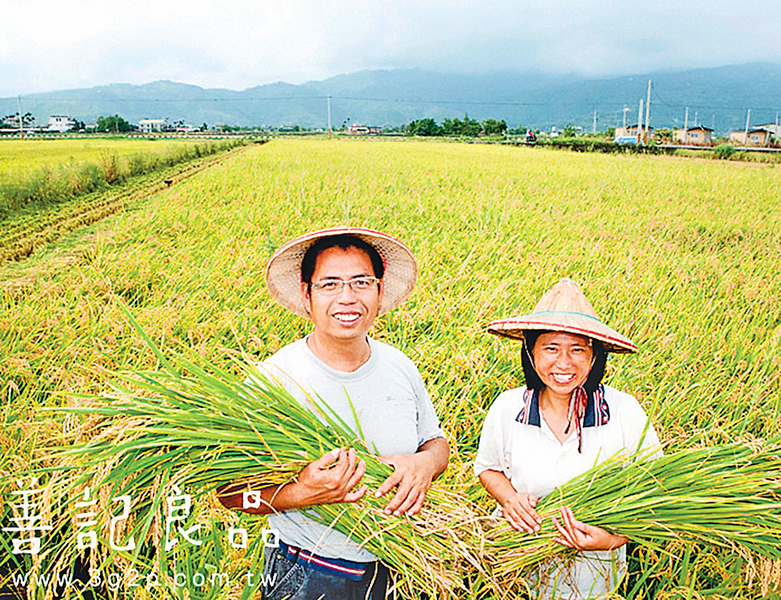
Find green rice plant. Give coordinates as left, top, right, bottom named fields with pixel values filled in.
left=99, top=152, right=122, bottom=185
left=70, top=161, right=105, bottom=195
left=484, top=441, right=781, bottom=597
left=33, top=309, right=488, bottom=599
left=2, top=138, right=780, bottom=597
left=714, top=144, right=736, bottom=160
left=0, top=139, right=247, bottom=218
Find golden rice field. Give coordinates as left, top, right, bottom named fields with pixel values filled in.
left=1, top=138, right=781, bottom=598
left=0, top=137, right=213, bottom=177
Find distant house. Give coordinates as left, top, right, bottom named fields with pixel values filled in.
left=674, top=126, right=713, bottom=146
left=48, top=115, right=76, bottom=132
left=729, top=128, right=773, bottom=146
left=614, top=124, right=655, bottom=142
left=347, top=124, right=381, bottom=135
left=548, top=125, right=582, bottom=138
left=139, top=119, right=167, bottom=133
left=757, top=123, right=780, bottom=143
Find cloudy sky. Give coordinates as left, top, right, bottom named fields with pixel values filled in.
left=2, top=0, right=780, bottom=97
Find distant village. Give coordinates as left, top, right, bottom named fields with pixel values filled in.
left=1, top=113, right=780, bottom=148
left=0, top=115, right=202, bottom=135
left=611, top=122, right=781, bottom=147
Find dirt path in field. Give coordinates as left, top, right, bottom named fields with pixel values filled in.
left=1, top=143, right=261, bottom=263
left=0, top=142, right=263, bottom=293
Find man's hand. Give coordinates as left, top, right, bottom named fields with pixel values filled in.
left=217, top=447, right=367, bottom=514
left=296, top=447, right=368, bottom=506
left=374, top=437, right=449, bottom=517
left=552, top=506, right=628, bottom=551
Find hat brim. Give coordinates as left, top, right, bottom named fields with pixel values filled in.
left=265, top=226, right=418, bottom=318
left=487, top=310, right=637, bottom=354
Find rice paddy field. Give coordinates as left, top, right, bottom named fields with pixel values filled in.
left=0, top=137, right=250, bottom=263
left=1, top=137, right=781, bottom=598
left=0, top=136, right=248, bottom=217
left=0, top=138, right=219, bottom=178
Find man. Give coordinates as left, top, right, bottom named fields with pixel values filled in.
left=219, top=226, right=449, bottom=600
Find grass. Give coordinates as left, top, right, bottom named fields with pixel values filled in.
left=1, top=138, right=780, bottom=598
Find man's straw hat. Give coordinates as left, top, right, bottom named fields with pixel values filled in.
left=487, top=278, right=637, bottom=353
left=265, top=226, right=418, bottom=318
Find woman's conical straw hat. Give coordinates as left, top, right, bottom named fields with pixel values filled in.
left=487, top=278, right=637, bottom=353
left=265, top=226, right=418, bottom=318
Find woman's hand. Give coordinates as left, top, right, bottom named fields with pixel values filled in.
left=502, top=491, right=542, bottom=534
left=552, top=506, right=628, bottom=551
left=477, top=470, right=542, bottom=534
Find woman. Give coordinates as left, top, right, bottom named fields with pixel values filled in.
left=475, top=278, right=661, bottom=599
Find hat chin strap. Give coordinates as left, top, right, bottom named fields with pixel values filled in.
left=301, top=284, right=313, bottom=318
left=563, top=355, right=596, bottom=454
left=564, top=386, right=588, bottom=453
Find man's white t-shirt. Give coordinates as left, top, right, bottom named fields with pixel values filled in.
left=258, top=336, right=444, bottom=562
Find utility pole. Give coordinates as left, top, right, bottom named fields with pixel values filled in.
left=744, top=108, right=751, bottom=145
left=644, top=80, right=651, bottom=144
left=327, top=95, right=332, bottom=138
left=683, top=107, right=689, bottom=145
left=622, top=105, right=628, bottom=130
left=18, top=95, right=24, bottom=139
left=592, top=111, right=597, bottom=135
left=637, top=99, right=644, bottom=145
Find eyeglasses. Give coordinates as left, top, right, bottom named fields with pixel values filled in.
left=311, top=277, right=380, bottom=295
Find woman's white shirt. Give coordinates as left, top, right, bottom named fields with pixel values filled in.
left=474, top=384, right=661, bottom=599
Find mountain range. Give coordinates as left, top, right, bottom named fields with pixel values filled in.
left=2, top=63, right=780, bottom=134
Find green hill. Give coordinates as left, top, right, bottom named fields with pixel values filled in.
left=2, top=63, right=779, bottom=134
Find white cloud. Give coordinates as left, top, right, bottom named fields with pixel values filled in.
left=1, top=0, right=780, bottom=97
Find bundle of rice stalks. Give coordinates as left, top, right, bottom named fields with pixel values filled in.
left=38, top=319, right=488, bottom=599
left=484, top=441, right=781, bottom=597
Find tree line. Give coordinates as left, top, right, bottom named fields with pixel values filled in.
left=405, top=114, right=523, bottom=137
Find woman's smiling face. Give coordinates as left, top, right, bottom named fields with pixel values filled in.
left=531, top=331, right=594, bottom=399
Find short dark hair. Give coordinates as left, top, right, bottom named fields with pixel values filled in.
left=301, top=235, right=385, bottom=284
left=520, top=330, right=607, bottom=396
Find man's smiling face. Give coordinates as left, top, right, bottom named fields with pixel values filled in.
left=302, top=246, right=382, bottom=345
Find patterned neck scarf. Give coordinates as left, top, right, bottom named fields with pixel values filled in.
left=563, top=385, right=589, bottom=453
